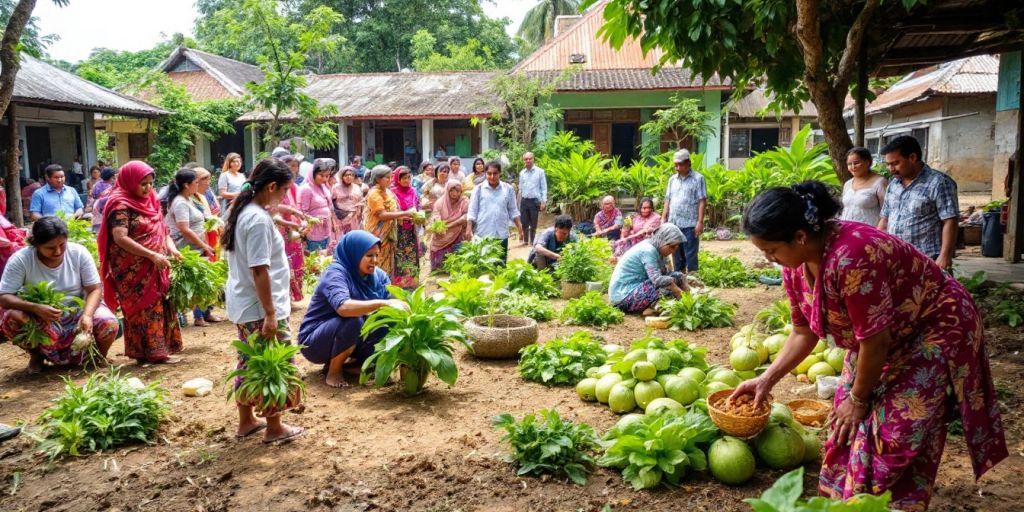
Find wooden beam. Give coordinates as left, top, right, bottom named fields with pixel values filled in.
left=1005, top=60, right=1024, bottom=263
left=5, top=103, right=22, bottom=226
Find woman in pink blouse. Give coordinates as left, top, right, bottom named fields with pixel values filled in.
left=332, top=166, right=365, bottom=238
left=731, top=181, right=1007, bottom=511
left=614, top=197, right=661, bottom=257
left=298, top=159, right=335, bottom=253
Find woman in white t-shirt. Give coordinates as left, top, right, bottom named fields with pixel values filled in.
left=222, top=158, right=303, bottom=444
left=218, top=152, right=246, bottom=217
left=0, top=217, right=119, bottom=373
left=840, top=147, right=888, bottom=227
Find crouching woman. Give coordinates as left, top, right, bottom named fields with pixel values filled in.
left=0, top=217, right=119, bottom=373
left=608, top=224, right=689, bottom=316
left=298, top=230, right=409, bottom=388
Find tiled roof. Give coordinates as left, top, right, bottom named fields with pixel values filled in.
left=238, top=71, right=501, bottom=122
left=730, top=89, right=818, bottom=118
left=9, top=54, right=166, bottom=117
left=531, top=67, right=729, bottom=92
left=857, top=55, right=998, bottom=115
left=159, top=46, right=264, bottom=98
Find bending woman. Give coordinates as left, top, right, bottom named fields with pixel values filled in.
left=608, top=224, right=689, bottom=315
left=298, top=230, right=408, bottom=388
left=731, top=181, right=1007, bottom=511
left=0, top=217, right=119, bottom=372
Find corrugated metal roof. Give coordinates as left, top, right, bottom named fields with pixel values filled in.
left=9, top=54, right=166, bottom=117
left=530, top=67, right=728, bottom=92
left=514, top=0, right=669, bottom=73
left=859, top=55, right=998, bottom=114
left=729, top=89, right=818, bottom=118
left=159, top=47, right=264, bottom=98
left=239, top=71, right=501, bottom=121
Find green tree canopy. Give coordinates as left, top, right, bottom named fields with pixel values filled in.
left=639, top=94, right=716, bottom=157
left=196, top=0, right=519, bottom=73
left=410, top=30, right=503, bottom=72
left=0, top=0, right=58, bottom=58
left=70, top=35, right=193, bottom=90
left=516, top=0, right=581, bottom=53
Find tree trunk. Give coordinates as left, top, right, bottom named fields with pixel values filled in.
left=0, top=0, right=36, bottom=121
left=5, top=103, right=22, bottom=225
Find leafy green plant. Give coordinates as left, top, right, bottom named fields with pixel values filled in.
left=519, top=331, right=607, bottom=385
left=167, top=247, right=228, bottom=311
left=302, top=252, right=333, bottom=296
left=33, top=368, right=170, bottom=460
left=598, top=410, right=719, bottom=489
left=426, top=219, right=448, bottom=234
left=12, top=282, right=84, bottom=349
left=438, top=276, right=490, bottom=317
left=441, top=237, right=505, bottom=278
left=544, top=152, right=621, bottom=220
left=360, top=286, right=472, bottom=395
left=55, top=211, right=99, bottom=266
left=498, top=260, right=560, bottom=298
left=697, top=252, right=757, bottom=287
left=638, top=94, right=717, bottom=157
left=554, top=237, right=612, bottom=284
left=619, top=157, right=669, bottom=205
left=753, top=124, right=839, bottom=187
left=227, top=332, right=305, bottom=413
left=957, top=270, right=988, bottom=297
left=626, top=334, right=709, bottom=371
left=559, top=292, right=624, bottom=328
left=494, top=292, right=555, bottom=322
left=755, top=300, right=792, bottom=334
left=744, top=467, right=891, bottom=511
left=995, top=298, right=1023, bottom=328
left=493, top=409, right=600, bottom=486
left=659, top=293, right=737, bottom=331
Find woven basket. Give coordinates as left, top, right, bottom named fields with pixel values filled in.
left=465, top=315, right=538, bottom=359
left=707, top=389, right=772, bottom=438
left=561, top=281, right=586, bottom=299
left=787, top=399, right=831, bottom=427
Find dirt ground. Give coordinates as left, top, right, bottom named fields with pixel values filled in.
left=0, top=240, right=1021, bottom=512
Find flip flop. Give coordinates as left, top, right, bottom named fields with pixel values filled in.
left=235, top=423, right=267, bottom=439
left=262, top=426, right=304, bottom=445
left=0, top=424, right=21, bottom=443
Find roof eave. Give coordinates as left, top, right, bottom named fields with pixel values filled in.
left=12, top=97, right=168, bottom=118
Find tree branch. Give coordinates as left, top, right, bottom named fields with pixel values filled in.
left=835, top=0, right=880, bottom=90
left=795, top=0, right=825, bottom=89
left=0, top=0, right=38, bottom=119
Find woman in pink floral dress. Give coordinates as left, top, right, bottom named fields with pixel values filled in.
left=614, top=197, right=661, bottom=257
left=732, top=181, right=1007, bottom=512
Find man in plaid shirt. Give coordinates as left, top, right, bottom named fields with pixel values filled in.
left=877, top=135, right=959, bottom=270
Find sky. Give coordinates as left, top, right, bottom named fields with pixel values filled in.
left=34, top=0, right=535, bottom=64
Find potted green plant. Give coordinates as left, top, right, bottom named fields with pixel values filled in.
left=360, top=286, right=473, bottom=396
left=555, top=238, right=612, bottom=299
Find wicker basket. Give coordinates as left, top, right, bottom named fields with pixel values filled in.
left=787, top=399, right=831, bottom=427
left=561, top=281, right=586, bottom=299
left=707, top=389, right=772, bottom=438
left=464, top=315, right=538, bottom=359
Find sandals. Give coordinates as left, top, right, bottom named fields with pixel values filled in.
left=262, top=426, right=304, bottom=445
left=235, top=423, right=267, bottom=439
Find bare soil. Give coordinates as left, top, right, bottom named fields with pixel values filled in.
left=0, top=240, right=1020, bottom=512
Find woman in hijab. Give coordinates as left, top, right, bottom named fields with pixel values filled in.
left=99, top=161, right=183, bottom=365
left=298, top=230, right=408, bottom=388
left=389, top=166, right=422, bottom=289
left=332, top=166, right=365, bottom=237
left=608, top=224, right=689, bottom=316
left=364, top=165, right=412, bottom=276
left=427, top=180, right=469, bottom=271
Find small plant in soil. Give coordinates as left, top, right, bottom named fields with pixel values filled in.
left=441, top=237, right=505, bottom=278
left=659, top=293, right=736, bottom=331
left=559, top=292, right=624, bottom=328
left=493, top=291, right=554, bottom=321
left=519, top=331, right=607, bottom=385
left=498, top=259, right=560, bottom=298
left=32, top=367, right=170, bottom=460
left=744, top=466, right=891, bottom=511
left=360, top=286, right=472, bottom=395
left=11, top=281, right=83, bottom=349
left=492, top=409, right=599, bottom=485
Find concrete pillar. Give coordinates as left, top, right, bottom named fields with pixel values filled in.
left=194, top=135, right=211, bottom=169
left=421, top=119, right=434, bottom=162
left=18, top=123, right=28, bottom=179
left=701, top=90, right=722, bottom=163
left=82, top=112, right=97, bottom=168
left=337, top=121, right=349, bottom=165
left=479, top=120, right=490, bottom=154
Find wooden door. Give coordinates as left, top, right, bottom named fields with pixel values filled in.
left=593, top=123, right=611, bottom=156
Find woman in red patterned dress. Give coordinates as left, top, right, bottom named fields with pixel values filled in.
left=732, top=181, right=1007, bottom=511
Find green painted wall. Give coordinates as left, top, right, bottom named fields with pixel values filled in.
left=997, top=51, right=1021, bottom=112
left=542, top=89, right=723, bottom=163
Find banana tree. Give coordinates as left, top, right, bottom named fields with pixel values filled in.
left=546, top=152, right=619, bottom=220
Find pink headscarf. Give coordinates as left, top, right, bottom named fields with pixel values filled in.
left=98, top=161, right=169, bottom=315
left=390, top=166, right=418, bottom=229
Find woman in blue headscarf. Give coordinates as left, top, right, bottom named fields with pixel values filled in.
left=297, top=230, right=409, bottom=388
